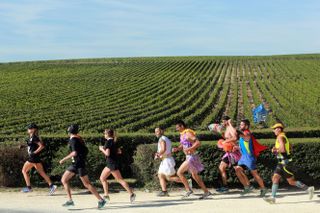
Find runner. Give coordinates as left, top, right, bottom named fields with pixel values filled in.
left=172, top=120, right=212, bottom=199
left=234, top=119, right=268, bottom=196
left=99, top=129, right=136, bottom=203
left=154, top=127, right=181, bottom=197
left=59, top=124, right=106, bottom=209
left=264, top=123, right=314, bottom=204
left=21, top=123, right=57, bottom=195
left=216, top=116, right=241, bottom=193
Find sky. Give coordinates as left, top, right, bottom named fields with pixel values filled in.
left=0, top=0, right=319, bottom=62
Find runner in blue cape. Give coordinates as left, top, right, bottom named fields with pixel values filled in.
left=234, top=119, right=268, bottom=197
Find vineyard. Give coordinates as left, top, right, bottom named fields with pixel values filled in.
left=0, top=54, right=319, bottom=136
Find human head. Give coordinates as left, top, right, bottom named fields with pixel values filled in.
left=271, top=123, right=284, bottom=136
left=240, top=119, right=250, bottom=131
left=67, top=124, right=79, bottom=135
left=104, top=129, right=115, bottom=139
left=155, top=127, right=164, bottom=138
left=221, top=115, right=231, bottom=127
left=27, top=123, right=39, bottom=135
left=175, top=120, right=186, bottom=132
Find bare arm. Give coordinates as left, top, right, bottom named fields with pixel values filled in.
left=99, top=146, right=111, bottom=157
left=172, top=144, right=183, bottom=153
left=33, top=141, right=45, bottom=154
left=275, top=136, right=286, bottom=153
left=59, top=151, right=77, bottom=164
left=155, top=140, right=166, bottom=159
left=158, top=140, right=166, bottom=156
left=223, top=128, right=238, bottom=144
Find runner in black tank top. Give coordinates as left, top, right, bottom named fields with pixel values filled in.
left=99, top=129, right=136, bottom=203
left=21, top=123, right=57, bottom=195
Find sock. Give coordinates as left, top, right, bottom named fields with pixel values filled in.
left=271, top=183, right=279, bottom=198
left=49, top=184, right=54, bottom=188
left=27, top=186, right=32, bottom=189
left=295, top=181, right=308, bottom=190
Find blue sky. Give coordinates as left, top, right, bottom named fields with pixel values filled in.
left=0, top=0, right=319, bottom=62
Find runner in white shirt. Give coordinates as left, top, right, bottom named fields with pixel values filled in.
left=155, top=127, right=181, bottom=197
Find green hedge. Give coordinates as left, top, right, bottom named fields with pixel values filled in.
left=0, top=142, right=27, bottom=186
left=132, top=142, right=320, bottom=188
left=1, top=135, right=320, bottom=188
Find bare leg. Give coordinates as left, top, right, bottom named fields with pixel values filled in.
left=61, top=170, right=75, bottom=201
left=191, top=172, right=208, bottom=193
left=158, top=173, right=167, bottom=192
left=251, top=170, right=265, bottom=188
left=235, top=166, right=250, bottom=187
left=168, top=175, right=181, bottom=183
left=80, top=175, right=103, bottom=200
left=22, top=161, right=34, bottom=187
left=100, top=167, right=111, bottom=196
left=177, top=161, right=191, bottom=191
left=112, top=170, right=133, bottom=194
left=219, top=161, right=228, bottom=186
left=34, top=163, right=52, bottom=186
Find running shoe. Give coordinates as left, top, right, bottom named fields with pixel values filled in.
left=307, top=186, right=314, bottom=200
left=216, top=186, right=229, bottom=193
left=49, top=185, right=57, bottom=196
left=182, top=190, right=193, bottom=199
left=130, top=193, right=136, bottom=203
left=21, top=187, right=32, bottom=193
left=157, top=191, right=169, bottom=197
left=98, top=199, right=106, bottom=209
left=199, top=191, right=213, bottom=200
left=263, top=197, right=276, bottom=204
left=62, top=200, right=74, bottom=207
left=240, top=185, right=254, bottom=196
left=259, top=188, right=268, bottom=197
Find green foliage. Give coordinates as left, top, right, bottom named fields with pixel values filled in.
left=1, top=136, right=320, bottom=187
left=0, top=142, right=27, bottom=186
left=132, top=142, right=320, bottom=188
left=131, top=144, right=160, bottom=187
left=0, top=55, right=319, bottom=136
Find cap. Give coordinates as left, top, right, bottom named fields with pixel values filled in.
left=27, top=123, right=38, bottom=129
left=271, top=123, right=284, bottom=129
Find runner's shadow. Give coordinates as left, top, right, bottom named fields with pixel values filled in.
left=26, top=191, right=91, bottom=197
left=273, top=191, right=318, bottom=198
left=213, top=190, right=243, bottom=196
left=68, top=207, right=98, bottom=211
left=107, top=201, right=190, bottom=210
left=276, top=200, right=320, bottom=205
left=213, top=195, right=263, bottom=200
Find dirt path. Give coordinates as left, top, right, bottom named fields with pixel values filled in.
left=0, top=188, right=319, bottom=213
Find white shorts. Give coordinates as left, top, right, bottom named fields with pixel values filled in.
left=158, top=157, right=176, bottom=177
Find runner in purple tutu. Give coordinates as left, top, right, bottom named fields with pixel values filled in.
left=172, top=120, right=212, bottom=199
